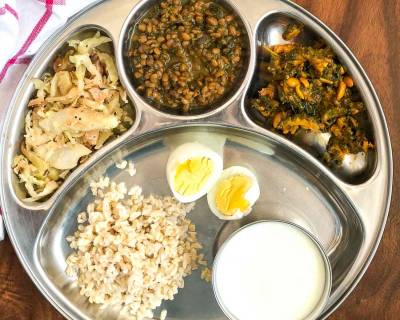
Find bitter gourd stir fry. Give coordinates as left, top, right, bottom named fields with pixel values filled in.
left=250, top=24, right=373, bottom=165
left=129, top=0, right=247, bottom=113
left=13, top=33, right=133, bottom=201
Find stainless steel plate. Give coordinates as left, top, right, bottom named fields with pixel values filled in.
left=34, top=125, right=361, bottom=319
left=0, top=0, right=392, bottom=319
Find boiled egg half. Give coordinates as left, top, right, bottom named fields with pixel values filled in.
left=166, top=142, right=223, bottom=203
left=207, top=166, right=260, bottom=220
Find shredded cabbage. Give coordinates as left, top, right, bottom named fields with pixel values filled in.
left=68, top=31, right=112, bottom=54
left=13, top=32, right=133, bottom=201
left=97, top=52, right=118, bottom=84
left=48, top=143, right=92, bottom=170
left=69, top=54, right=102, bottom=85
left=38, top=106, right=119, bottom=134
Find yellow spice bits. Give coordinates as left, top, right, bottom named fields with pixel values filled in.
left=336, top=81, right=347, bottom=101
left=286, top=77, right=300, bottom=88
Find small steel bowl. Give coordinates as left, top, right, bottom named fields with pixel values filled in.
left=212, top=220, right=332, bottom=320
left=118, top=0, right=254, bottom=119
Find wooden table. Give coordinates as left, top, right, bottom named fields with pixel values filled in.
left=0, top=0, right=399, bottom=319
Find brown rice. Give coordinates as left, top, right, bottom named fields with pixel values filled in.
left=66, top=174, right=202, bottom=319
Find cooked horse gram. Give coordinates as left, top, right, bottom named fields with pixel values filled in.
left=249, top=24, right=373, bottom=165
left=128, top=0, right=247, bottom=114
left=13, top=32, right=133, bottom=202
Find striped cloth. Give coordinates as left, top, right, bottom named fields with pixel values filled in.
left=0, top=0, right=99, bottom=241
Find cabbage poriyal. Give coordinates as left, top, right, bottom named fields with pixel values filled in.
left=13, top=32, right=133, bottom=202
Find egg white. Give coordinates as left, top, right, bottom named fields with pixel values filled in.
left=166, top=142, right=223, bottom=203
left=207, top=166, right=260, bottom=220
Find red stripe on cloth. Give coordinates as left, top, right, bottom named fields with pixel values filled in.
left=38, top=0, right=65, bottom=5
left=0, top=0, right=54, bottom=82
left=15, top=57, right=33, bottom=64
left=0, top=4, right=19, bottom=19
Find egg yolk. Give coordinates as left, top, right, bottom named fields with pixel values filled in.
left=174, top=157, right=214, bottom=196
left=215, top=175, right=252, bottom=216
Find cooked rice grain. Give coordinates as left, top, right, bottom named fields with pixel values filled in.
left=66, top=177, right=201, bottom=319
left=201, top=267, right=212, bottom=283
left=160, top=309, right=167, bottom=320
left=127, top=161, right=136, bottom=176
left=116, top=160, right=128, bottom=169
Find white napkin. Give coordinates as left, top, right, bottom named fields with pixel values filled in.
left=0, top=0, right=100, bottom=241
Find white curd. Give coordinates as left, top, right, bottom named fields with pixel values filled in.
left=213, top=221, right=330, bottom=320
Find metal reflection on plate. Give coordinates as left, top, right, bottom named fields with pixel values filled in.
left=0, top=1, right=392, bottom=320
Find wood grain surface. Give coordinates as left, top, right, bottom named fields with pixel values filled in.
left=0, top=0, right=399, bottom=319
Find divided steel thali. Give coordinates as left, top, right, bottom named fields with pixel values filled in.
left=0, top=0, right=393, bottom=319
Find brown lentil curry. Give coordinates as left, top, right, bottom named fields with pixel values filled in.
left=129, top=0, right=247, bottom=114
left=249, top=24, right=373, bottom=165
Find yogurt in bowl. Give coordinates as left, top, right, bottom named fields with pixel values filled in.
left=212, top=220, right=332, bottom=320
